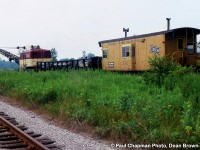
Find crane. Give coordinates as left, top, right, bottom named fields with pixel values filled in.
left=0, top=47, right=23, bottom=64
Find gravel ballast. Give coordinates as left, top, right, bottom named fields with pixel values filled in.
left=0, top=100, right=113, bottom=150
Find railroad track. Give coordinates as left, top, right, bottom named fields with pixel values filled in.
left=0, top=111, right=60, bottom=150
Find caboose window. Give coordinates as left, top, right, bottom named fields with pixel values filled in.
left=187, top=44, right=194, bottom=54
left=103, top=50, right=108, bottom=58
left=32, top=52, right=37, bottom=58
left=122, top=46, right=130, bottom=57
left=177, top=39, right=183, bottom=50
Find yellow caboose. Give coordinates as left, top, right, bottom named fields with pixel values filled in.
left=98, top=27, right=200, bottom=71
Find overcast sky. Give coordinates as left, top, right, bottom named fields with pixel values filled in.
left=0, top=0, right=200, bottom=60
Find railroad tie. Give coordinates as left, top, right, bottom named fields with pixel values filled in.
left=0, top=112, right=60, bottom=149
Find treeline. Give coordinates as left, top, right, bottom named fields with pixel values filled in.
left=59, top=53, right=95, bottom=61
left=0, top=59, right=19, bottom=70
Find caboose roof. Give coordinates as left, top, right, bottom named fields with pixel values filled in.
left=98, top=27, right=200, bottom=47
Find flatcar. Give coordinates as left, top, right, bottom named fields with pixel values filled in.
left=98, top=20, right=200, bottom=71
left=19, top=46, right=51, bottom=69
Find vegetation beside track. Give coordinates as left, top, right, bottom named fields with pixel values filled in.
left=0, top=58, right=199, bottom=144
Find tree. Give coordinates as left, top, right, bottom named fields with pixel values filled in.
left=196, top=42, right=200, bottom=53
left=87, top=53, right=95, bottom=59
left=197, top=41, right=200, bottom=48
left=59, top=58, right=69, bottom=61
left=197, top=42, right=200, bottom=48
left=82, top=51, right=86, bottom=59
left=79, top=51, right=95, bottom=59
left=0, top=60, right=19, bottom=69
left=51, top=48, right=58, bottom=62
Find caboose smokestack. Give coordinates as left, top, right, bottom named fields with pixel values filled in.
left=166, top=18, right=171, bottom=31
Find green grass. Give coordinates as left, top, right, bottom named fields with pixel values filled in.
left=0, top=69, right=199, bottom=144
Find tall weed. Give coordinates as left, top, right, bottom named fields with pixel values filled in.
left=0, top=69, right=199, bottom=143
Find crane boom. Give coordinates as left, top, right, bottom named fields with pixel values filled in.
left=0, top=49, right=19, bottom=64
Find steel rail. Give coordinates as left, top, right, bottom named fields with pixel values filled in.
left=0, top=115, right=50, bottom=150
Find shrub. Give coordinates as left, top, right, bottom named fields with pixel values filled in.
left=148, top=55, right=178, bottom=76
left=146, top=55, right=193, bottom=87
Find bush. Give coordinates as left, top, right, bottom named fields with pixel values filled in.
left=148, top=55, right=178, bottom=76
left=146, top=55, right=193, bottom=88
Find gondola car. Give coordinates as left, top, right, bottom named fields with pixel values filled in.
left=36, top=56, right=102, bottom=71
left=19, top=46, right=51, bottom=69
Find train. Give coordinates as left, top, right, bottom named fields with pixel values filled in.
left=0, top=45, right=102, bottom=71
left=1, top=19, right=200, bottom=72
left=18, top=45, right=102, bottom=71
left=36, top=57, right=102, bottom=71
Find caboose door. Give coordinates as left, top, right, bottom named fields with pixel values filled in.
left=132, top=45, right=136, bottom=70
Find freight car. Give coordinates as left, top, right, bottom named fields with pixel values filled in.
left=98, top=20, right=200, bottom=71
left=37, top=56, right=102, bottom=71
left=19, top=46, right=51, bottom=70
